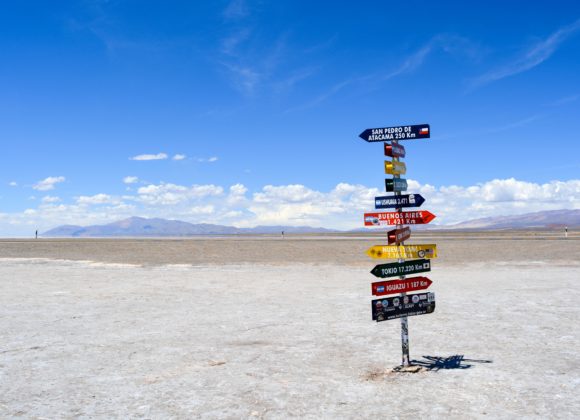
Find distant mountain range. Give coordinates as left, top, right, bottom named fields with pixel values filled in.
left=444, top=209, right=580, bottom=230
left=42, top=209, right=580, bottom=237
left=42, top=216, right=336, bottom=237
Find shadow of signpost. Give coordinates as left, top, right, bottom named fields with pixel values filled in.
left=411, top=355, right=493, bottom=371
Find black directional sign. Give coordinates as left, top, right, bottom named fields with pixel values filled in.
left=360, top=124, right=430, bottom=142
left=385, top=178, right=407, bottom=192
left=375, top=194, right=425, bottom=209
left=372, top=292, right=435, bottom=322
left=370, top=259, right=431, bottom=278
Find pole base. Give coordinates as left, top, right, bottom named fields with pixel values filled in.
left=392, top=365, right=424, bottom=373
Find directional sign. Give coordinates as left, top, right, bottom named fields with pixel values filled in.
left=372, top=276, right=432, bottom=296
left=363, top=210, right=436, bottom=226
left=387, top=227, right=411, bottom=244
left=384, top=143, right=405, bottom=158
left=360, top=124, right=430, bottom=142
left=366, top=244, right=437, bottom=259
left=370, top=259, right=431, bottom=278
left=372, top=292, right=436, bottom=322
left=375, top=194, right=425, bottom=209
left=385, top=160, right=406, bottom=175
left=385, top=178, right=407, bottom=192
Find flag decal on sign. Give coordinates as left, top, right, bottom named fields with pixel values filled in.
left=419, top=127, right=429, bottom=135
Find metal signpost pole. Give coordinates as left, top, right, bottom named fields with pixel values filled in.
left=392, top=139, right=410, bottom=367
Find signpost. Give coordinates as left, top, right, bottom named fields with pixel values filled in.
left=372, top=277, right=432, bottom=296
left=374, top=194, right=425, bottom=209
left=370, top=259, right=431, bottom=278
left=385, top=178, right=408, bottom=192
left=360, top=124, right=430, bottom=142
left=385, top=160, right=407, bottom=175
left=359, top=121, right=437, bottom=368
left=364, top=210, right=436, bottom=226
left=387, top=227, right=411, bottom=244
left=371, top=292, right=436, bottom=322
left=366, top=244, right=437, bottom=259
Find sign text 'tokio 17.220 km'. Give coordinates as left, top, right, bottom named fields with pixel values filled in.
left=360, top=124, right=430, bottom=142
left=370, top=259, right=431, bottom=278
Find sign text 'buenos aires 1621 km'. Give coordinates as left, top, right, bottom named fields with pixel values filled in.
left=370, top=259, right=431, bottom=278
left=372, top=276, right=432, bottom=296
left=360, top=124, right=430, bottom=142
left=364, top=210, right=436, bottom=226
left=372, top=292, right=436, bottom=322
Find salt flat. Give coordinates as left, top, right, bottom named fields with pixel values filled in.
left=0, top=237, right=579, bottom=419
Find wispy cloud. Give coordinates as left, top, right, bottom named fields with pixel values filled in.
left=172, top=154, right=187, bottom=161
left=197, top=156, right=219, bottom=163
left=33, top=176, right=65, bottom=191
left=223, top=0, right=249, bottom=21
left=472, top=19, right=580, bottom=88
left=129, top=153, right=168, bottom=161
left=289, top=34, right=481, bottom=112
left=9, top=181, right=17, bottom=187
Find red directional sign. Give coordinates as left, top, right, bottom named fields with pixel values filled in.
left=371, top=277, right=432, bottom=296
left=364, top=210, right=436, bottom=226
left=384, top=143, right=405, bottom=158
left=387, top=227, right=411, bottom=244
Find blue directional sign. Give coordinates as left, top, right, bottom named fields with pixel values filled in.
left=375, top=194, right=425, bottom=209
left=360, top=124, right=430, bottom=142
left=385, top=178, right=407, bottom=192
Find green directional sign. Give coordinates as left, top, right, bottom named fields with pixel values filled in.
left=370, top=259, right=431, bottom=278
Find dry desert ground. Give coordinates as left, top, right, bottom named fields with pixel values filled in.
left=1, top=233, right=579, bottom=419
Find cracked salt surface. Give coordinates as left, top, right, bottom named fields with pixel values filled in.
left=0, top=258, right=579, bottom=418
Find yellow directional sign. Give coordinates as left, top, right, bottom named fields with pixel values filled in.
left=385, top=160, right=407, bottom=175
left=366, top=244, right=437, bottom=260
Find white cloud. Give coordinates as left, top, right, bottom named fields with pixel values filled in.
left=32, top=176, right=65, bottom=191
left=77, top=194, right=117, bottom=205
left=2, top=178, right=579, bottom=236
left=9, top=181, right=17, bottom=187
left=136, top=183, right=224, bottom=205
left=41, top=196, right=60, bottom=203
left=129, top=153, right=168, bottom=161
left=172, top=154, right=186, bottom=161
left=197, top=156, right=219, bottom=163
left=123, top=176, right=139, bottom=184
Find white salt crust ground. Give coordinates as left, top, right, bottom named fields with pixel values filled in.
left=0, top=259, right=579, bottom=419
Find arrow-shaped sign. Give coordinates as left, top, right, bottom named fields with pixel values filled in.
left=372, top=276, right=432, bottom=296
left=372, top=292, right=436, bottom=322
left=387, top=227, right=411, bottom=244
left=384, top=143, right=405, bottom=158
left=364, top=210, right=436, bottom=226
left=374, top=194, right=425, bottom=209
left=366, top=244, right=437, bottom=259
left=385, top=178, right=407, bottom=192
left=360, top=124, right=430, bottom=142
left=385, top=160, right=406, bottom=175
left=370, top=259, right=431, bottom=278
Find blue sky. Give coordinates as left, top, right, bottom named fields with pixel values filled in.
left=1, top=1, right=580, bottom=235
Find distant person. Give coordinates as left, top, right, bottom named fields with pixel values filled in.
left=281, top=230, right=284, bottom=238
left=35, top=230, right=38, bottom=239
left=565, top=226, right=568, bottom=238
